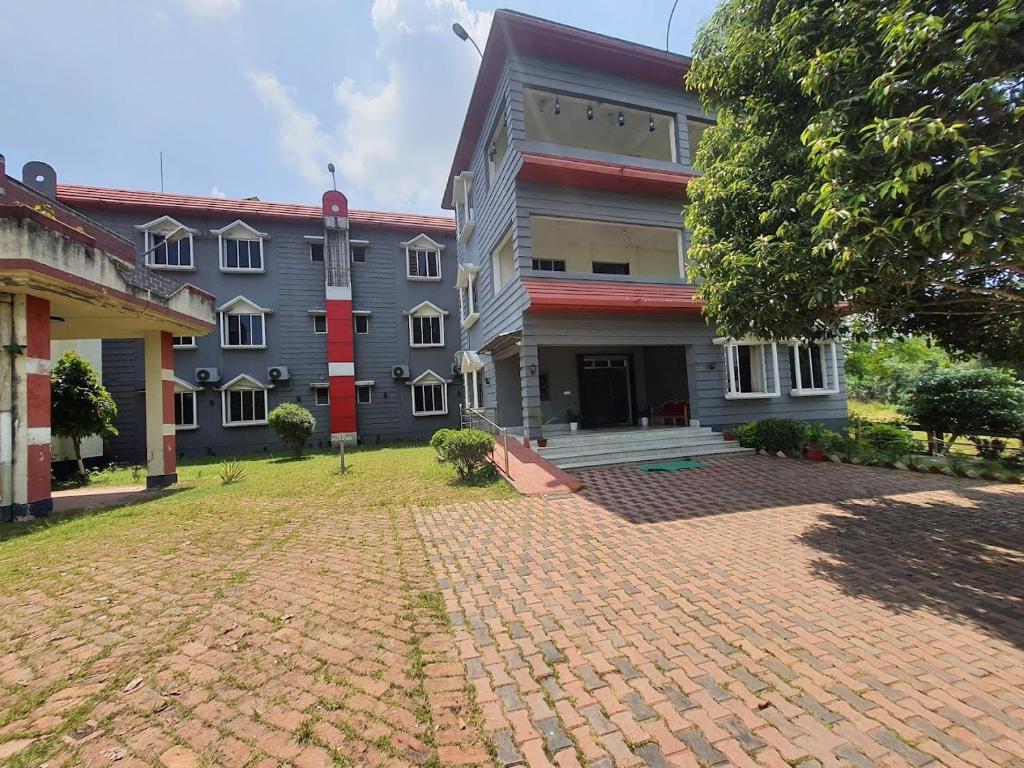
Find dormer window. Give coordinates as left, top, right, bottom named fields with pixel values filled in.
left=402, top=234, right=444, bottom=280
left=218, top=296, right=271, bottom=349
left=136, top=216, right=197, bottom=270
left=452, top=172, right=475, bottom=242
left=457, top=264, right=480, bottom=328
left=409, top=370, right=449, bottom=416
left=220, top=374, right=269, bottom=427
left=212, top=220, right=268, bottom=273
left=407, top=301, right=448, bottom=348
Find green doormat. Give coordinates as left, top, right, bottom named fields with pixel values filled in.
left=638, top=459, right=705, bottom=472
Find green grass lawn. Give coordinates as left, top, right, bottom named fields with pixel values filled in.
left=1, top=444, right=516, bottom=560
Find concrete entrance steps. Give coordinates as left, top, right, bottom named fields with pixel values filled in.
left=536, top=426, right=752, bottom=469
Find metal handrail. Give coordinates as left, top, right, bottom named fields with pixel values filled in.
left=462, top=406, right=510, bottom=477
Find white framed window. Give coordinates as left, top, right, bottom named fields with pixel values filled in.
left=351, top=239, right=370, bottom=264
left=491, top=227, right=515, bottom=294
left=312, top=385, right=330, bottom=406
left=172, top=336, right=196, bottom=349
left=356, top=383, right=373, bottom=404
left=136, top=216, right=196, bottom=270
left=312, top=314, right=327, bottom=334
left=212, top=220, right=268, bottom=273
left=459, top=352, right=486, bottom=411
left=220, top=374, right=269, bottom=427
left=410, top=370, right=448, bottom=416
left=402, top=233, right=444, bottom=280
left=407, top=301, right=448, bottom=348
left=218, top=296, right=270, bottom=349
left=354, top=314, right=370, bottom=334
left=173, top=378, right=198, bottom=430
left=457, top=264, right=480, bottom=329
left=789, top=341, right=840, bottom=395
left=453, top=172, right=476, bottom=243
left=532, top=258, right=566, bottom=272
left=715, top=339, right=781, bottom=399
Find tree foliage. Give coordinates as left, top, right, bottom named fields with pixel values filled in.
left=431, top=428, right=494, bottom=481
left=267, top=403, right=316, bottom=458
left=843, top=334, right=965, bottom=402
left=686, top=0, right=1024, bottom=364
left=51, top=350, right=118, bottom=475
left=900, top=367, right=1024, bottom=450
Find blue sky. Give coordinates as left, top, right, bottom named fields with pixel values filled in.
left=1, top=0, right=718, bottom=214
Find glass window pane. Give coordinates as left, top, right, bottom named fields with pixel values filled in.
left=254, top=392, right=266, bottom=421
left=414, top=386, right=424, bottom=413
left=226, top=240, right=238, bottom=268
left=229, top=391, right=242, bottom=422
left=251, top=315, right=264, bottom=346
left=250, top=242, right=262, bottom=270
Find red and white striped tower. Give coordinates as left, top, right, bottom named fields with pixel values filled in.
left=1, top=294, right=53, bottom=520
left=322, top=191, right=357, bottom=445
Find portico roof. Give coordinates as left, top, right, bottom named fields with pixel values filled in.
left=0, top=156, right=215, bottom=339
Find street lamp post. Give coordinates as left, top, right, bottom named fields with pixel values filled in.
left=451, top=22, right=483, bottom=57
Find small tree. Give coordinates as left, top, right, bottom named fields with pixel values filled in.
left=268, top=403, right=316, bottom=458
left=901, top=369, right=1024, bottom=454
left=51, top=350, right=119, bottom=475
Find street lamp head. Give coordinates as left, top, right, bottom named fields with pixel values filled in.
left=452, top=22, right=469, bottom=41
left=163, top=226, right=188, bottom=245
left=327, top=162, right=335, bottom=174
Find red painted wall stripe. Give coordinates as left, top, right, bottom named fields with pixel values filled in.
left=27, top=444, right=51, bottom=504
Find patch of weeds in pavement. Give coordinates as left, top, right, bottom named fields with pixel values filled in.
left=295, top=717, right=317, bottom=745
left=372, top=734, right=399, bottom=758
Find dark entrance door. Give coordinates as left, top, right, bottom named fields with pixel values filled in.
left=578, top=355, right=632, bottom=427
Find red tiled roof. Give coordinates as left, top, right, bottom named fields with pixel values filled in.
left=518, top=153, right=694, bottom=198
left=523, top=278, right=704, bottom=315
left=442, top=10, right=693, bottom=207
left=56, top=184, right=455, bottom=233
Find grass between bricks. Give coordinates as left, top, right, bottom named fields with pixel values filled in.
left=0, top=444, right=514, bottom=766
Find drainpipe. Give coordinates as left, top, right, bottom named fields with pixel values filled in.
left=0, top=294, right=14, bottom=518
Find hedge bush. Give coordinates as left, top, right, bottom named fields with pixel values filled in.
left=736, top=418, right=806, bottom=454
left=431, top=428, right=494, bottom=480
left=268, top=403, right=316, bottom=458
left=859, top=422, right=920, bottom=459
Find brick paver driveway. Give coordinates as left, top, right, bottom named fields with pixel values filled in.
left=418, top=455, right=1024, bottom=768
left=0, top=503, right=488, bottom=767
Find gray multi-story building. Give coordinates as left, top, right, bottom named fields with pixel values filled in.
left=58, top=186, right=462, bottom=459
left=444, top=11, right=847, bottom=456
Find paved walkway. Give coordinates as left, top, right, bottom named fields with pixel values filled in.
left=0, top=502, right=488, bottom=767
left=418, top=455, right=1024, bottom=768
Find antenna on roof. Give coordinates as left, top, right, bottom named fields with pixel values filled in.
left=159, top=151, right=165, bottom=192
left=327, top=162, right=337, bottom=191
left=666, top=0, right=680, bottom=52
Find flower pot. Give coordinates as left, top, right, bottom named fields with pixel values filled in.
left=536, top=437, right=548, bottom=448
left=803, top=444, right=825, bottom=462
left=640, top=417, right=649, bottom=428
left=569, top=422, right=579, bottom=433
left=723, top=433, right=735, bottom=442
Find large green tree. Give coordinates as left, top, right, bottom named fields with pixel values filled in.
left=686, top=0, right=1024, bottom=363
left=51, top=350, right=119, bottom=475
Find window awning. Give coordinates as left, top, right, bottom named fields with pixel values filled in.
left=456, top=351, right=485, bottom=372
left=522, top=279, right=704, bottom=315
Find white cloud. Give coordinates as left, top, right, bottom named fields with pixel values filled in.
left=210, top=186, right=227, bottom=198
left=182, top=0, right=240, bottom=17
left=249, top=0, right=491, bottom=211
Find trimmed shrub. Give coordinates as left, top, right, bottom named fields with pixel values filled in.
left=432, top=428, right=494, bottom=480
left=734, top=419, right=805, bottom=454
left=758, top=418, right=806, bottom=454
left=268, top=403, right=317, bottom=458
left=859, top=423, right=921, bottom=459
left=901, top=368, right=1024, bottom=453
left=430, top=428, right=457, bottom=459
left=735, top=421, right=761, bottom=449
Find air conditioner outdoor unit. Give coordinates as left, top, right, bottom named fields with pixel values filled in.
left=194, top=367, right=220, bottom=386
left=392, top=365, right=410, bottom=380
left=267, top=365, right=290, bottom=383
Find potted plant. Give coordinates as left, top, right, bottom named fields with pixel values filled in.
left=527, top=407, right=558, bottom=448
left=802, top=423, right=830, bottom=462
left=566, top=408, right=580, bottom=434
